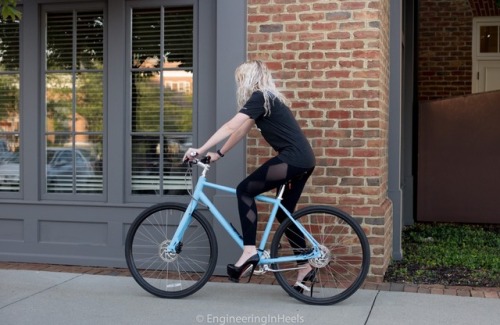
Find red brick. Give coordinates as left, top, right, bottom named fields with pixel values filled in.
left=248, top=15, right=271, bottom=23
left=341, top=1, right=367, bottom=10
left=299, top=13, right=324, bottom=21
left=272, top=14, right=296, bottom=22
left=340, top=40, right=365, bottom=49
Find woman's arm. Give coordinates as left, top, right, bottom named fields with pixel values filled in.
left=219, top=118, right=254, bottom=156
left=184, top=112, right=251, bottom=160
left=207, top=118, right=255, bottom=161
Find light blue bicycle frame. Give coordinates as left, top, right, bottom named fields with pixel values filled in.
left=166, top=168, right=321, bottom=266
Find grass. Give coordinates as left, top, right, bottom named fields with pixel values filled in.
left=384, top=223, right=500, bottom=287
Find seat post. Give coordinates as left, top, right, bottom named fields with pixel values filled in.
left=276, top=183, right=287, bottom=200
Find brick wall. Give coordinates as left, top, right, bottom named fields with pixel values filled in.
left=247, top=0, right=392, bottom=283
left=418, top=0, right=473, bottom=100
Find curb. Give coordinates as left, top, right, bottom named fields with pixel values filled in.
left=1, top=262, right=498, bottom=299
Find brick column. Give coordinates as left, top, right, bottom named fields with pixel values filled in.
left=247, top=0, right=392, bottom=282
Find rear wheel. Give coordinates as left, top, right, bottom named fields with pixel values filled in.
left=125, top=202, right=217, bottom=298
left=271, top=205, right=370, bottom=305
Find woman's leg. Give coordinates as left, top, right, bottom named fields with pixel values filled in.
left=274, top=168, right=316, bottom=281
left=234, top=157, right=308, bottom=266
left=275, top=167, right=314, bottom=250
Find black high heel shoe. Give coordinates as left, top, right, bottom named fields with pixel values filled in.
left=293, top=268, right=318, bottom=295
left=227, top=254, right=260, bottom=283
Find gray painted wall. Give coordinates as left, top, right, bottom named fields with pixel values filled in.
left=0, top=0, right=247, bottom=275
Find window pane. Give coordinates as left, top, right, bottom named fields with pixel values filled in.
left=0, top=135, right=19, bottom=192
left=47, top=12, right=73, bottom=70
left=131, top=135, right=191, bottom=195
left=480, top=26, right=499, bottom=53
left=0, top=18, right=20, bottom=71
left=0, top=74, right=19, bottom=133
left=164, top=71, right=193, bottom=132
left=46, top=136, right=102, bottom=194
left=0, top=17, right=20, bottom=193
left=132, top=71, right=161, bottom=132
left=164, top=7, right=193, bottom=67
left=77, top=11, right=104, bottom=70
left=164, top=135, right=191, bottom=195
left=131, top=135, right=160, bottom=194
left=46, top=73, right=73, bottom=132
left=76, top=72, right=103, bottom=131
left=132, top=8, right=161, bottom=69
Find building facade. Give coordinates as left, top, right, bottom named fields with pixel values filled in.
left=0, top=0, right=417, bottom=283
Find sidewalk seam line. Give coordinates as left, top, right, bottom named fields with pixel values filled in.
left=0, top=273, right=83, bottom=310
left=364, top=290, right=380, bottom=325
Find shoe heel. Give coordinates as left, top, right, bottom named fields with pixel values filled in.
left=226, top=254, right=259, bottom=283
left=246, top=265, right=256, bottom=283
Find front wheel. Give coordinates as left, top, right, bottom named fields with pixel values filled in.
left=125, top=202, right=218, bottom=298
left=271, top=206, right=370, bottom=305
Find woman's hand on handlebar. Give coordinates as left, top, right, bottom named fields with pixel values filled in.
left=206, top=151, right=220, bottom=162
left=183, top=148, right=219, bottom=163
left=183, top=148, right=201, bottom=162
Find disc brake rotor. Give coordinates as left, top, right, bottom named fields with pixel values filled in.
left=159, top=239, right=178, bottom=262
left=309, top=245, right=331, bottom=268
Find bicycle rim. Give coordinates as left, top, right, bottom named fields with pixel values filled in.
left=125, top=202, right=218, bottom=298
left=271, top=205, right=370, bottom=305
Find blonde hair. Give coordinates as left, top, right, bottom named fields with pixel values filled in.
left=235, top=60, right=289, bottom=116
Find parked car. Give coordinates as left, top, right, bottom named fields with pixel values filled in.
left=0, top=148, right=95, bottom=192
left=46, top=148, right=95, bottom=191
left=0, top=153, right=20, bottom=191
left=0, top=139, right=15, bottom=164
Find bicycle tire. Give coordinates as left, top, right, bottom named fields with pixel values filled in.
left=125, top=202, right=218, bottom=298
left=270, top=205, right=370, bottom=305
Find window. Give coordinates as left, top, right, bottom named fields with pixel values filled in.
left=480, top=25, right=499, bottom=54
left=474, top=18, right=500, bottom=57
left=129, top=6, right=194, bottom=196
left=0, top=16, right=20, bottom=193
left=44, top=9, right=104, bottom=196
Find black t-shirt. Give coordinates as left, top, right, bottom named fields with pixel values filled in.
left=239, top=91, right=315, bottom=168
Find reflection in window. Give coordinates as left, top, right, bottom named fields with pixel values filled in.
left=45, top=10, right=104, bottom=194
left=0, top=17, right=20, bottom=193
left=130, top=7, right=193, bottom=195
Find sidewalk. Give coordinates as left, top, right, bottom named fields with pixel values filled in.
left=0, top=264, right=499, bottom=325
left=1, top=262, right=499, bottom=299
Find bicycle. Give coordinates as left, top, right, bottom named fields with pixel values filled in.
left=125, top=157, right=370, bottom=305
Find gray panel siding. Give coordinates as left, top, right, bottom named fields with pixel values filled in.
left=38, top=221, right=108, bottom=245
left=0, top=219, right=24, bottom=242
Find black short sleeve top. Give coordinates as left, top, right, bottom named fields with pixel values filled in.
left=239, top=91, right=315, bottom=168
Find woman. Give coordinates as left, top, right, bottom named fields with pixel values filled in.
left=184, top=60, right=316, bottom=289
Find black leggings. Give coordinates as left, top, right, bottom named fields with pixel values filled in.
left=236, top=156, right=314, bottom=247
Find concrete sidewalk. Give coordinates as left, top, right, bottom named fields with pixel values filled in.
left=0, top=269, right=499, bottom=325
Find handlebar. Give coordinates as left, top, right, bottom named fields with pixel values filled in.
left=188, top=155, right=211, bottom=177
